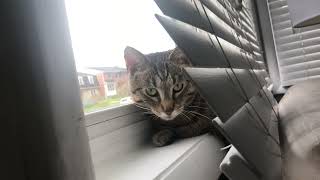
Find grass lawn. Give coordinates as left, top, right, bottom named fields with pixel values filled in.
left=84, top=96, right=122, bottom=113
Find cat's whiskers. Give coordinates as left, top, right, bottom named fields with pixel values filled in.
left=134, top=104, right=151, bottom=111
left=184, top=110, right=212, bottom=121
left=180, top=112, right=198, bottom=134
left=187, top=105, right=209, bottom=110
left=177, top=106, right=184, bottom=111
left=182, top=110, right=203, bottom=132
left=180, top=112, right=192, bottom=123
left=193, top=101, right=210, bottom=105
left=151, top=115, right=160, bottom=121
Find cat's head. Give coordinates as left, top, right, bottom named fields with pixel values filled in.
left=124, top=46, right=196, bottom=120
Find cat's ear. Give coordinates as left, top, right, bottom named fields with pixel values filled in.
left=124, top=46, right=147, bottom=73
left=169, top=48, right=192, bottom=67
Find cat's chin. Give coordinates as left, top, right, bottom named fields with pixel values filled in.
left=151, top=109, right=182, bottom=121
left=160, top=116, right=176, bottom=121
left=158, top=111, right=180, bottom=121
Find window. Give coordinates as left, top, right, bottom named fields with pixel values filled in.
left=88, top=75, right=94, bottom=85
left=78, top=76, right=84, bottom=85
left=64, top=0, right=280, bottom=178
left=4, top=0, right=260, bottom=179
left=267, top=0, right=320, bottom=88
left=90, top=89, right=98, bottom=96
left=107, top=83, right=115, bottom=91
left=65, top=0, right=174, bottom=113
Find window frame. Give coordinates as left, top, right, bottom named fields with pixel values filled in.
left=78, top=76, right=84, bottom=85
left=88, top=75, right=95, bottom=85
left=84, top=103, right=140, bottom=127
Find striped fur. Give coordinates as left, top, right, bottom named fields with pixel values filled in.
left=124, top=47, right=216, bottom=146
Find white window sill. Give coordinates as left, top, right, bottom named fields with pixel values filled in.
left=85, top=105, right=226, bottom=180
left=93, top=134, right=225, bottom=180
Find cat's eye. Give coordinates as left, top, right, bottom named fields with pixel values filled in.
left=145, top=88, right=158, bottom=97
left=173, top=83, right=184, bottom=93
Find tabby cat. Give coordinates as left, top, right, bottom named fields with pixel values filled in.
left=124, top=46, right=216, bottom=146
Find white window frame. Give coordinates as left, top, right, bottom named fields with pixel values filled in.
left=88, top=75, right=95, bottom=85
left=107, top=82, right=115, bottom=91
left=90, top=89, right=96, bottom=96
left=78, top=76, right=84, bottom=85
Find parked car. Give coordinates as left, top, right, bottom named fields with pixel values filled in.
left=119, top=96, right=133, bottom=105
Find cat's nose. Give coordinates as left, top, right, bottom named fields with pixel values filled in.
left=161, top=102, right=174, bottom=115
left=164, top=109, right=173, bottom=115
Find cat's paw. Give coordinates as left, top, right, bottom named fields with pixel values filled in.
left=152, top=129, right=175, bottom=147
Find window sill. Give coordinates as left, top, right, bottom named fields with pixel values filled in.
left=93, top=134, right=226, bottom=180
left=85, top=104, right=140, bottom=127
left=85, top=105, right=226, bottom=180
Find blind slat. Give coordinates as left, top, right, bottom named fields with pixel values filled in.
left=222, top=104, right=281, bottom=179
left=240, top=11, right=254, bottom=29
left=281, top=59, right=320, bottom=74
left=276, top=29, right=320, bottom=45
left=277, top=37, right=320, bottom=52
left=242, top=9, right=254, bottom=24
left=282, top=75, right=320, bottom=86
left=185, top=67, right=246, bottom=121
left=271, top=13, right=290, bottom=24
left=273, top=20, right=291, bottom=31
left=156, top=15, right=265, bottom=70
left=185, top=67, right=271, bottom=120
left=269, top=0, right=287, bottom=10
left=201, top=0, right=232, bottom=27
left=249, top=90, right=279, bottom=134
left=280, top=52, right=320, bottom=66
left=269, top=6, right=289, bottom=17
left=274, top=28, right=293, bottom=38
left=241, top=19, right=257, bottom=38
left=154, top=0, right=211, bottom=33
left=202, top=0, right=260, bottom=48
left=155, top=15, right=227, bottom=67
left=254, top=51, right=264, bottom=62
left=282, top=67, right=320, bottom=81
left=278, top=44, right=320, bottom=59
left=155, top=0, right=258, bottom=53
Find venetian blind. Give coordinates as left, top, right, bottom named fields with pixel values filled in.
left=268, top=0, right=320, bottom=86
left=155, top=0, right=282, bottom=179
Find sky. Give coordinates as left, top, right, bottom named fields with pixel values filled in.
left=64, top=0, right=175, bottom=68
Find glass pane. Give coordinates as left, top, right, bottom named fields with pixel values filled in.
left=65, top=0, right=175, bottom=113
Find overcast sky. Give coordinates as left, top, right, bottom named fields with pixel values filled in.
left=64, top=0, right=175, bottom=68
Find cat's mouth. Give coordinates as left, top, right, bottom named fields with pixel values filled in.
left=152, top=109, right=182, bottom=121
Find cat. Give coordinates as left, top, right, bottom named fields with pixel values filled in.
left=124, top=46, right=216, bottom=146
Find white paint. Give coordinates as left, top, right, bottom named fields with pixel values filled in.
left=104, top=81, right=117, bottom=97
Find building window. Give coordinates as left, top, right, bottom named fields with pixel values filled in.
left=78, top=76, right=84, bottom=85
left=91, top=89, right=98, bottom=96
left=88, top=76, right=95, bottom=85
left=107, top=83, right=115, bottom=91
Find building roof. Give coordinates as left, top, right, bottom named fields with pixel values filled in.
left=90, top=66, right=127, bottom=73
left=77, top=68, right=103, bottom=75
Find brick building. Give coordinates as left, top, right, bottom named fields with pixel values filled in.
left=90, top=67, right=129, bottom=98
left=77, top=68, right=105, bottom=106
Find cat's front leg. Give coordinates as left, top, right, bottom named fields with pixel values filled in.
left=175, top=119, right=210, bottom=138
left=152, top=129, right=176, bottom=147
